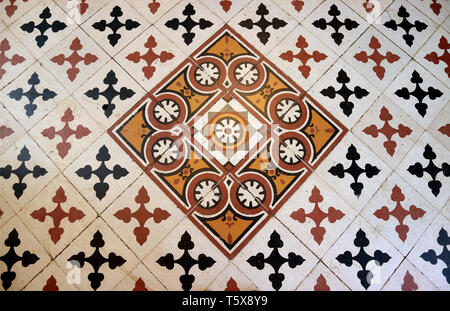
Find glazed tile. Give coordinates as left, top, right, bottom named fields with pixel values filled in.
left=360, top=172, right=438, bottom=256
left=0, top=216, right=51, bottom=291
left=0, top=134, right=58, bottom=211
left=353, top=94, right=424, bottom=169
left=322, top=216, right=403, bottom=291
left=233, top=218, right=319, bottom=291
left=296, top=262, right=350, bottom=291
left=54, top=217, right=139, bottom=291
left=17, top=174, right=97, bottom=259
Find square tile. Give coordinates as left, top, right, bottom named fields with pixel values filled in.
left=315, top=132, right=392, bottom=211
left=407, top=214, right=450, bottom=289
left=102, top=173, right=185, bottom=260
left=53, top=0, right=109, bottom=25
left=143, top=218, right=229, bottom=291
left=199, top=0, right=252, bottom=22
left=81, top=0, right=149, bottom=57
left=374, top=0, right=437, bottom=56
left=113, top=263, right=166, bottom=291
left=125, top=0, right=180, bottom=24
left=0, top=216, right=51, bottom=291
left=154, top=1, right=223, bottom=56
left=0, top=196, right=14, bottom=229
left=276, top=173, right=357, bottom=259
left=276, top=0, right=324, bottom=23
left=0, top=135, right=59, bottom=211
left=9, top=0, right=78, bottom=59
left=18, top=174, right=97, bottom=258
left=322, top=216, right=403, bottom=291
left=0, top=0, right=42, bottom=24
left=344, top=0, right=393, bottom=22
left=115, top=25, right=186, bottom=91
left=353, top=94, right=424, bottom=169
left=0, top=105, right=25, bottom=154
left=382, top=259, right=437, bottom=291
left=343, top=26, right=410, bottom=91
left=207, top=263, right=259, bottom=291
left=233, top=218, right=319, bottom=291
left=303, top=0, right=369, bottom=55
left=296, top=262, right=349, bottom=291
left=397, top=132, right=450, bottom=208
left=54, top=217, right=140, bottom=291
left=385, top=60, right=449, bottom=128
left=23, top=261, right=79, bottom=291
left=268, top=24, right=338, bottom=90
left=29, top=97, right=103, bottom=170
left=63, top=133, right=141, bottom=213
left=229, top=0, right=297, bottom=55
left=427, top=103, right=450, bottom=150
left=409, top=0, right=449, bottom=25
left=361, top=172, right=438, bottom=256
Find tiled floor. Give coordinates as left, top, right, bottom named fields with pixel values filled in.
left=0, top=0, right=448, bottom=292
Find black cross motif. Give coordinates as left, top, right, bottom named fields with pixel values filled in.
left=321, top=69, right=369, bottom=117
left=8, top=72, right=57, bottom=118
left=165, top=3, right=213, bottom=46
left=337, top=229, right=391, bottom=290
left=0, top=146, right=48, bottom=199
left=407, top=143, right=449, bottom=197
left=85, top=70, right=135, bottom=118
left=68, top=230, right=126, bottom=291
left=312, top=4, right=359, bottom=46
left=395, top=70, right=443, bottom=118
left=239, top=3, right=287, bottom=45
left=421, top=228, right=450, bottom=284
left=329, top=144, right=380, bottom=197
left=384, top=5, right=428, bottom=47
left=20, top=7, right=67, bottom=48
left=0, top=229, right=39, bottom=291
left=75, top=145, right=129, bottom=200
left=247, top=230, right=305, bottom=291
left=157, top=231, right=215, bottom=291
left=92, top=6, right=140, bottom=47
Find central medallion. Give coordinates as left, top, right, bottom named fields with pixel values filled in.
left=109, top=26, right=347, bottom=258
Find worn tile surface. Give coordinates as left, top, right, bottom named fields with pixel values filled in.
left=0, top=0, right=449, bottom=292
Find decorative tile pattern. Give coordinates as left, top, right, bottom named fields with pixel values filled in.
left=1, top=0, right=448, bottom=292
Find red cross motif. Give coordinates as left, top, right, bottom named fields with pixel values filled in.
left=0, top=38, right=25, bottom=80
left=424, top=36, right=450, bottom=78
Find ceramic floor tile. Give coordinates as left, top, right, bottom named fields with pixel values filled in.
left=353, top=94, right=424, bottom=169
left=17, top=174, right=97, bottom=259
left=409, top=0, right=450, bottom=25
left=0, top=216, right=51, bottom=291
left=207, top=263, right=259, bottom=291
left=303, top=0, right=369, bottom=56
left=29, top=97, right=103, bottom=170
left=143, top=218, right=229, bottom=291
left=0, top=134, right=59, bottom=211
left=22, top=261, right=79, bottom=291
left=375, top=0, right=437, bottom=56
left=343, top=26, right=410, bottom=91
left=406, top=214, right=450, bottom=289
left=397, top=132, right=450, bottom=209
left=81, top=0, right=149, bottom=57
left=63, top=133, right=141, bottom=213
left=385, top=60, right=449, bottom=128
left=233, top=218, right=319, bottom=291
left=276, top=173, right=357, bottom=259
left=229, top=0, right=297, bottom=55
left=124, top=0, right=181, bottom=25
left=0, top=62, right=69, bottom=131
left=267, top=24, right=338, bottom=91
left=154, top=1, right=223, bottom=56
left=314, top=132, right=392, bottom=211
left=322, top=216, right=403, bottom=291
left=54, top=217, right=139, bottom=291
left=382, top=259, right=438, bottom=291
left=361, top=172, right=438, bottom=256
left=426, top=103, right=450, bottom=149
left=415, top=27, right=450, bottom=85
left=0, top=105, right=25, bottom=154
left=53, top=0, right=110, bottom=26
left=309, top=58, right=381, bottom=129
left=114, top=25, right=186, bottom=92
left=296, top=262, right=350, bottom=291
left=1, top=0, right=448, bottom=292
left=9, top=0, right=78, bottom=59
left=113, top=263, right=166, bottom=291
left=40, top=30, right=110, bottom=92
left=102, top=173, right=185, bottom=260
